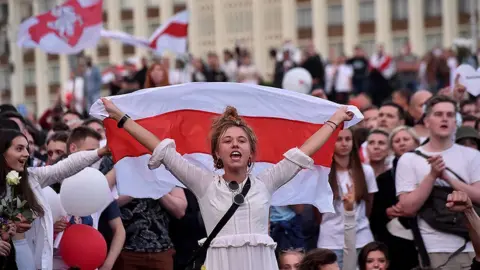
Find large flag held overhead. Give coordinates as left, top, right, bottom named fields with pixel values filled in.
left=17, top=0, right=103, bottom=54
left=89, top=83, right=363, bottom=213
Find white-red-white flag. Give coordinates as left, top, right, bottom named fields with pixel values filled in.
left=17, top=0, right=103, bottom=54
left=149, top=10, right=188, bottom=54
left=90, top=83, right=363, bottom=212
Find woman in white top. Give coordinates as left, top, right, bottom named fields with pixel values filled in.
left=0, top=128, right=109, bottom=269
left=316, top=128, right=378, bottom=269
left=101, top=98, right=353, bottom=270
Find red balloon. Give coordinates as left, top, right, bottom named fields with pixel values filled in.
left=60, top=224, right=107, bottom=270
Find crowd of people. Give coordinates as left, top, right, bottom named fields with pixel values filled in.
left=0, top=39, right=479, bottom=270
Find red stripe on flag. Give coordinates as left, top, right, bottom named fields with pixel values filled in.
left=104, top=110, right=340, bottom=168
left=149, top=22, right=188, bottom=48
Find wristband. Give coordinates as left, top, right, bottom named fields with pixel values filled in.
left=117, top=114, right=131, bottom=128
left=326, top=120, right=338, bottom=129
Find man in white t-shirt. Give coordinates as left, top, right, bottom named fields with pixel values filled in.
left=395, top=95, right=480, bottom=269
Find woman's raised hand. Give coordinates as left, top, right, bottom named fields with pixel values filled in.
left=101, top=98, right=124, bottom=122
left=330, top=106, right=354, bottom=126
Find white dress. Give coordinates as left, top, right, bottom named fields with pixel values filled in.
left=148, top=139, right=314, bottom=270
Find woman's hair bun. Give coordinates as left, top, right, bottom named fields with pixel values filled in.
left=222, top=106, right=240, bottom=121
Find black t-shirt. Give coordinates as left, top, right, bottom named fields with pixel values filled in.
left=347, top=56, right=369, bottom=79
left=97, top=200, right=121, bottom=250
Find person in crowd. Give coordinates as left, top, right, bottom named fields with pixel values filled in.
left=446, top=191, right=480, bottom=270
left=377, top=102, right=405, bottom=133
left=144, top=63, right=170, bottom=88
left=316, top=128, right=377, bottom=268
left=425, top=49, right=450, bottom=92
left=368, top=44, right=395, bottom=107
left=83, top=56, right=103, bottom=111
left=274, top=48, right=297, bottom=88
left=191, top=58, right=208, bottom=82
left=100, top=97, right=353, bottom=270
left=301, top=40, right=325, bottom=89
left=53, top=126, right=125, bottom=270
left=62, top=110, right=83, bottom=130
left=278, top=249, right=304, bottom=270
left=463, top=115, right=479, bottom=129
left=0, top=128, right=110, bottom=269
left=299, top=249, right=339, bottom=270
left=395, top=95, right=480, bottom=269
left=0, top=110, right=28, bottom=135
left=370, top=126, right=420, bottom=270
left=205, top=52, right=228, bottom=82
left=460, top=100, right=478, bottom=117
left=455, top=126, right=480, bottom=150
left=222, top=49, right=238, bottom=82
left=134, top=57, right=149, bottom=89
left=395, top=42, right=419, bottom=92
left=360, top=106, right=379, bottom=131
left=237, top=51, right=261, bottom=85
left=365, top=129, right=391, bottom=177
left=83, top=118, right=106, bottom=140
left=46, top=132, right=69, bottom=165
left=346, top=45, right=369, bottom=95
left=357, top=241, right=389, bottom=270
left=270, top=204, right=305, bottom=254
left=169, top=58, right=191, bottom=85
left=409, top=90, right=433, bottom=141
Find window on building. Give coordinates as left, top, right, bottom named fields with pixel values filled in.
left=424, top=0, right=441, bottom=17
left=360, top=39, right=375, bottom=56
left=147, top=0, right=159, bottom=6
left=359, top=0, right=374, bottom=22
left=297, top=6, right=312, bottom=28
left=121, top=0, right=133, bottom=9
left=458, top=0, right=475, bottom=13
left=328, top=4, right=343, bottom=25
left=48, top=62, right=60, bottom=84
left=426, top=32, right=442, bottom=51
left=122, top=24, right=134, bottom=35
left=24, top=67, right=36, bottom=87
left=391, top=0, right=408, bottom=20
left=149, top=22, right=161, bottom=36
left=0, top=67, right=10, bottom=90
left=393, top=36, right=409, bottom=56
left=459, top=30, right=470, bottom=38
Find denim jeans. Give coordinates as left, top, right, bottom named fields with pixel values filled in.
left=270, top=214, right=305, bottom=253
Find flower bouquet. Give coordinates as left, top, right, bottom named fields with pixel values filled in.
left=0, top=171, right=34, bottom=269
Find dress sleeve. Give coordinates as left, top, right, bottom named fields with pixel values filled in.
left=342, top=210, right=357, bottom=270
left=148, top=139, right=215, bottom=198
left=257, top=148, right=314, bottom=194
left=28, top=150, right=101, bottom=188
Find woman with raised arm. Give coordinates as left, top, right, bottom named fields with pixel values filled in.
left=101, top=98, right=353, bottom=270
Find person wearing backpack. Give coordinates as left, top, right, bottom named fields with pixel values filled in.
left=394, top=95, right=480, bottom=269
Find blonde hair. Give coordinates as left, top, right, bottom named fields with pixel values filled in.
left=210, top=106, right=257, bottom=169
left=388, top=125, right=420, bottom=148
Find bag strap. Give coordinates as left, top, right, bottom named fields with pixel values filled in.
left=412, top=150, right=467, bottom=183
left=184, top=177, right=252, bottom=268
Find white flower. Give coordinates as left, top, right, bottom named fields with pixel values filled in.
left=6, top=171, right=21, bottom=186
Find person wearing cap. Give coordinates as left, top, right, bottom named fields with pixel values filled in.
left=456, top=126, right=480, bottom=150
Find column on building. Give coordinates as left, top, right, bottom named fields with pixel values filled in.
left=161, top=0, right=174, bottom=23
left=186, top=0, right=200, bottom=57
left=84, top=47, right=99, bottom=64
left=374, top=0, right=393, bottom=54
left=7, top=0, right=25, bottom=106
left=32, top=0, right=50, bottom=115
left=133, top=0, right=149, bottom=59
left=281, top=0, right=298, bottom=44
left=407, top=0, right=426, bottom=55
left=342, top=0, right=359, bottom=56
left=213, top=0, right=227, bottom=57
left=106, top=0, right=123, bottom=65
left=312, top=0, right=329, bottom=58
left=441, top=0, right=459, bottom=48
left=56, top=0, right=70, bottom=91
left=252, top=0, right=267, bottom=77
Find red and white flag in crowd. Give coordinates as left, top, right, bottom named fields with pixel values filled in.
left=149, top=10, right=188, bottom=54
left=90, top=83, right=363, bottom=212
left=17, top=0, right=103, bottom=54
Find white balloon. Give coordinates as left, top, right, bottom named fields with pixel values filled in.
left=282, top=67, right=313, bottom=94
left=60, top=168, right=112, bottom=217
left=42, top=186, right=67, bottom=221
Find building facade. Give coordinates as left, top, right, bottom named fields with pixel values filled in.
left=0, top=0, right=477, bottom=115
